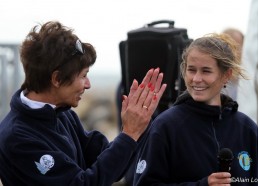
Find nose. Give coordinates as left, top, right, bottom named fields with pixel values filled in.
left=85, top=77, right=91, bottom=89
left=193, top=72, right=202, bottom=82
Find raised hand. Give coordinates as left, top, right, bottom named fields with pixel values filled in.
left=121, top=68, right=167, bottom=141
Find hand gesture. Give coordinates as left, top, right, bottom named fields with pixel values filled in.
left=121, top=68, right=167, bottom=141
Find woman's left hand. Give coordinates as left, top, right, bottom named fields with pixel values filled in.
left=121, top=68, right=167, bottom=141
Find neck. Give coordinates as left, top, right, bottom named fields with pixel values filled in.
left=26, top=90, right=56, bottom=105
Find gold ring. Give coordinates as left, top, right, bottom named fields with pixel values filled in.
left=143, top=105, right=148, bottom=109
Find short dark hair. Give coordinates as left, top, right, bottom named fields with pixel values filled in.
left=20, top=21, right=96, bottom=93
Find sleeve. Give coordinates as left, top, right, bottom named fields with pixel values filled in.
left=82, top=130, right=110, bottom=167
left=134, top=120, right=209, bottom=186
left=6, top=127, right=137, bottom=186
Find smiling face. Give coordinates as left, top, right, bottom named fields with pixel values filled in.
left=54, top=67, right=91, bottom=107
left=184, top=48, right=230, bottom=106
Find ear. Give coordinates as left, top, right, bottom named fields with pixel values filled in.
left=51, top=71, right=60, bottom=88
left=224, top=69, right=233, bottom=83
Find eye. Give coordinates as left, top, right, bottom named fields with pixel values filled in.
left=203, top=70, right=212, bottom=73
left=82, top=74, right=89, bottom=80
left=187, top=68, right=196, bottom=72
left=82, top=71, right=88, bottom=78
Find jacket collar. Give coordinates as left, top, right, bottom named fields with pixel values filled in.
left=173, top=91, right=238, bottom=120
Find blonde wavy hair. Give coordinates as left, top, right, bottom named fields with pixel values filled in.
left=180, top=33, right=248, bottom=81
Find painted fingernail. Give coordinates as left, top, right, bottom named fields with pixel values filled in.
left=140, top=84, right=145, bottom=88
left=148, top=83, right=152, bottom=88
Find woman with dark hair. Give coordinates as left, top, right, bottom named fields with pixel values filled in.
left=0, top=21, right=167, bottom=186
left=134, top=33, right=258, bottom=186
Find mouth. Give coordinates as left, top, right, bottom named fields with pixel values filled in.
left=192, top=86, right=207, bottom=91
left=78, top=93, right=83, bottom=100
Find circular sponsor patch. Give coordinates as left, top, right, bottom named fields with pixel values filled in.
left=40, top=154, right=55, bottom=169
left=238, top=151, right=252, bottom=171
left=136, top=160, right=147, bottom=174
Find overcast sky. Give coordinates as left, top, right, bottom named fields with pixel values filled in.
left=0, top=0, right=252, bottom=76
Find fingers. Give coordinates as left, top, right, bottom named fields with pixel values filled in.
left=121, top=95, right=128, bottom=113
left=121, top=67, right=166, bottom=141
left=121, top=69, right=154, bottom=118
left=128, top=67, right=166, bottom=111
left=208, top=172, right=231, bottom=185
left=132, top=68, right=160, bottom=107
left=130, top=68, right=155, bottom=105
left=153, top=72, right=164, bottom=94
left=142, top=72, right=164, bottom=108
left=147, top=83, right=167, bottom=114
left=121, top=79, right=138, bottom=114
left=127, top=79, right=139, bottom=100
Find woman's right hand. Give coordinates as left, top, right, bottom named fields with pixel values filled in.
left=208, top=172, right=231, bottom=185
left=121, top=68, right=167, bottom=141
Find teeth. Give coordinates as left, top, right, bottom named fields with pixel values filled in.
left=193, top=86, right=206, bottom=91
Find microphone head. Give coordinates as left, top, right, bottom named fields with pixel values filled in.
left=217, top=148, right=234, bottom=172
left=218, top=148, right=234, bottom=160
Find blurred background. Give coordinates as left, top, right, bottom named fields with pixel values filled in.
left=0, top=0, right=254, bottom=185
left=0, top=0, right=252, bottom=138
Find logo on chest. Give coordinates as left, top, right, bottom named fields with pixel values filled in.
left=238, top=151, right=252, bottom=171
left=35, top=154, right=55, bottom=175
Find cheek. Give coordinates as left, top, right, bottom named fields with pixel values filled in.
left=72, top=79, right=84, bottom=89
left=184, top=74, right=192, bottom=84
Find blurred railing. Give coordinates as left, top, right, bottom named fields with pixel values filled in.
left=0, top=44, right=23, bottom=121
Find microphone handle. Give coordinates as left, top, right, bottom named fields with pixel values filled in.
left=218, top=160, right=232, bottom=172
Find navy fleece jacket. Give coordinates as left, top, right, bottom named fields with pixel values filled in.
left=0, top=89, right=137, bottom=186
left=134, top=92, right=258, bottom=186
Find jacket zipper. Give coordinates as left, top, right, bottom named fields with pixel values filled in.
left=212, top=121, right=220, bottom=152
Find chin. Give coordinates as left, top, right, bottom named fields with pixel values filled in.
left=191, top=94, right=206, bottom=102
left=73, top=101, right=80, bottom=107
left=70, top=103, right=78, bottom=108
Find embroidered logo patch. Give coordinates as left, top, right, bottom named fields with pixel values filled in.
left=238, top=151, right=252, bottom=171
left=136, top=160, right=147, bottom=174
left=35, top=154, right=55, bottom=175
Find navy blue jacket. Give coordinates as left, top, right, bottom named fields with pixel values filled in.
left=0, top=89, right=137, bottom=186
left=134, top=92, right=258, bottom=186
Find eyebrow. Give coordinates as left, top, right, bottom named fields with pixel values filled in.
left=187, top=65, right=213, bottom=70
